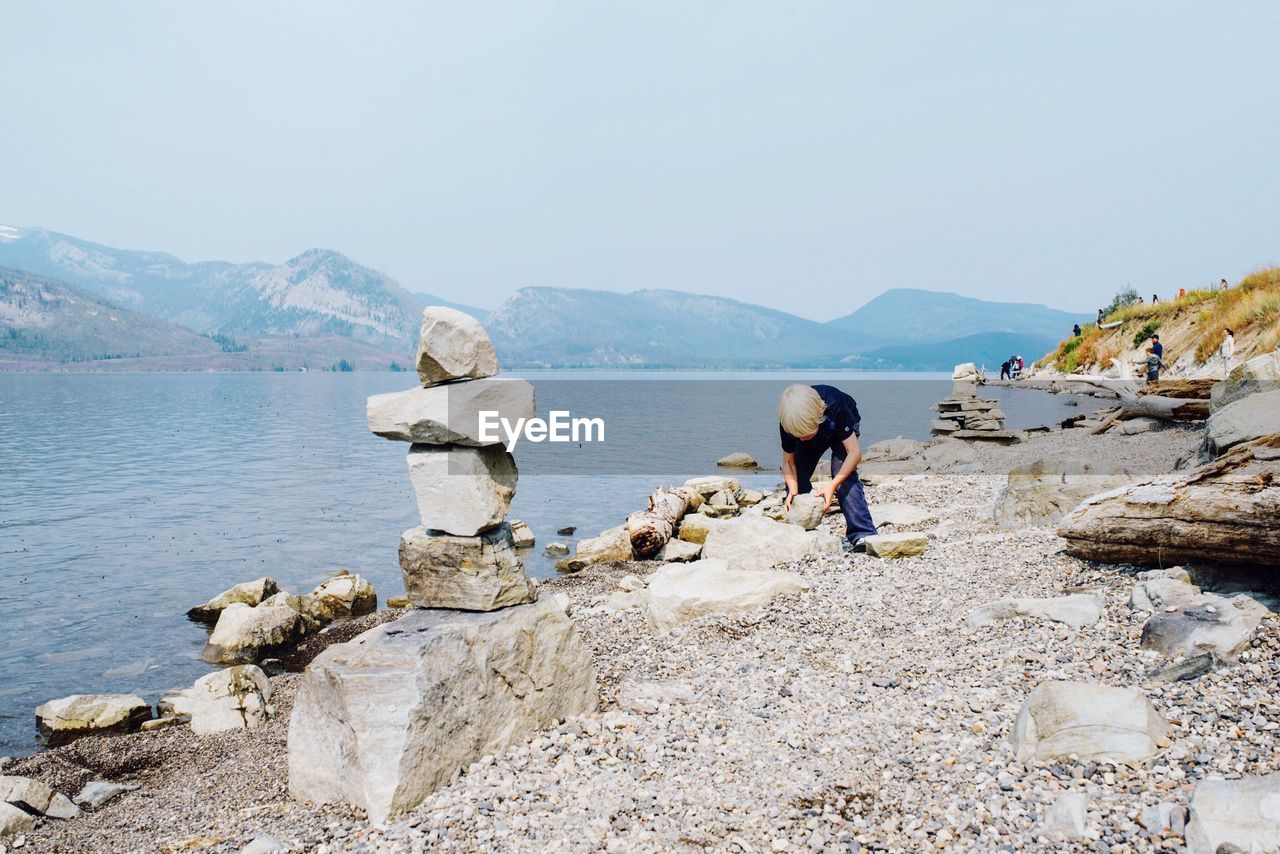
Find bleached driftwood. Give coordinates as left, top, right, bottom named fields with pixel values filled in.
left=628, top=487, right=693, bottom=558
left=1057, top=433, right=1280, bottom=569
left=1062, top=360, right=1209, bottom=431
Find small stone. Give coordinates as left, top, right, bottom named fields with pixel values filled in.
left=74, top=780, right=140, bottom=809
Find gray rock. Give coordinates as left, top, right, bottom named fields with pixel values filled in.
left=1140, top=594, right=1269, bottom=659
left=158, top=687, right=195, bottom=722
left=863, top=437, right=924, bottom=462
left=702, top=516, right=840, bottom=572
left=1128, top=577, right=1203, bottom=611
left=74, top=780, right=140, bottom=809
left=967, top=594, right=1103, bottom=629
left=187, top=576, right=279, bottom=623
left=682, top=476, right=741, bottom=498
left=0, top=801, right=33, bottom=841
left=287, top=599, right=596, bottom=823
left=1211, top=351, right=1280, bottom=411
left=0, top=775, right=79, bottom=819
left=1149, top=652, right=1227, bottom=682
left=921, top=440, right=977, bottom=470
left=555, top=524, right=633, bottom=572
left=1203, top=389, right=1280, bottom=456
left=35, top=693, right=153, bottom=747
left=716, top=452, right=757, bottom=468
left=203, top=599, right=316, bottom=664
left=399, top=524, right=536, bottom=610
left=303, top=571, right=377, bottom=623
left=784, top=494, right=824, bottom=530
left=543, top=541, right=570, bottom=558
left=647, top=559, right=810, bottom=633
left=993, top=459, right=1132, bottom=529
left=1186, top=772, right=1280, bottom=854
left=862, top=532, right=928, bottom=559
left=1012, top=681, right=1169, bottom=762
left=406, top=443, right=516, bottom=536
left=414, top=306, right=499, bottom=386
left=1119, top=417, right=1159, bottom=435
left=509, top=519, right=535, bottom=549
left=366, top=377, right=534, bottom=444
left=190, top=665, right=273, bottom=735
left=868, top=502, right=933, bottom=528
left=1138, top=801, right=1187, bottom=837
left=1035, top=791, right=1087, bottom=840
left=655, top=538, right=702, bottom=562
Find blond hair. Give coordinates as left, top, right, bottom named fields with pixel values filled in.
left=778, top=384, right=825, bottom=438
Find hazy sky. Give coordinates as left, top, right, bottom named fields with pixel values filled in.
left=2, top=2, right=1277, bottom=320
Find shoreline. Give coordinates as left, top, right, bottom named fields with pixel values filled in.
left=13, top=422, right=1279, bottom=851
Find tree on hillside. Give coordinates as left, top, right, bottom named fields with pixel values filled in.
left=1103, top=287, right=1139, bottom=319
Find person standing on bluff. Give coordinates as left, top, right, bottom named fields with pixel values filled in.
left=778, top=384, right=877, bottom=551
left=1220, top=327, right=1235, bottom=376
left=1073, top=323, right=1082, bottom=338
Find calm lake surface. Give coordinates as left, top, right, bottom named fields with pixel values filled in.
left=0, top=371, right=1099, bottom=756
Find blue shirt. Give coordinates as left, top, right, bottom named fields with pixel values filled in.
left=1152, top=341, right=1163, bottom=357
left=779, top=385, right=862, bottom=455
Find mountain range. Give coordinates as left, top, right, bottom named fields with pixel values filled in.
left=0, top=225, right=1088, bottom=371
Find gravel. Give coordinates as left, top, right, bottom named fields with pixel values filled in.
left=9, top=427, right=1278, bottom=852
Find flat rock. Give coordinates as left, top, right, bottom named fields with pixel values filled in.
left=716, top=452, right=757, bottom=468
left=646, top=558, right=810, bottom=633
left=406, top=444, right=516, bottom=536
left=1119, top=416, right=1159, bottom=435
left=190, top=665, right=273, bottom=735
left=1012, top=681, right=1169, bottom=762
left=0, top=801, right=33, bottom=841
left=676, top=514, right=726, bottom=545
left=862, top=532, right=927, bottom=558
left=366, top=377, right=535, bottom=444
left=287, top=598, right=596, bottom=823
left=203, top=600, right=316, bottom=664
left=702, top=516, right=841, bottom=572
left=967, top=594, right=1103, bottom=629
left=1186, top=772, right=1280, bottom=854
left=73, top=780, right=140, bottom=809
left=1212, top=350, right=1280, bottom=411
left=863, top=437, right=923, bottom=462
left=509, top=519, right=535, bottom=548
left=783, top=494, right=824, bottom=530
left=949, top=429, right=1024, bottom=442
left=1035, top=791, right=1088, bottom=840
left=1203, top=389, right=1280, bottom=456
left=922, top=440, right=977, bottom=469
left=1140, top=594, right=1269, bottom=659
left=1129, top=577, right=1202, bottom=611
left=993, top=458, right=1131, bottom=529
left=35, top=693, right=152, bottom=747
left=158, top=687, right=195, bottom=722
left=869, top=502, right=933, bottom=528
left=414, top=306, right=499, bottom=385
left=187, top=576, right=279, bottom=623
left=682, top=476, right=741, bottom=498
left=655, top=538, right=702, bottom=562
left=952, top=362, right=978, bottom=380
left=400, top=524, right=535, bottom=610
left=555, top=524, right=632, bottom=572
left=0, top=775, right=79, bottom=819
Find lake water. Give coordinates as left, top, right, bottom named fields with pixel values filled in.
left=0, top=371, right=1099, bottom=757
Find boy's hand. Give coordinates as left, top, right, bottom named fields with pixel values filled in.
left=814, top=481, right=836, bottom=513
left=784, top=489, right=796, bottom=511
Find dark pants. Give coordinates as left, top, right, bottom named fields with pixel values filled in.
left=793, top=446, right=878, bottom=544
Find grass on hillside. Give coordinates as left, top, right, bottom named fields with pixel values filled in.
left=1045, top=267, right=1280, bottom=371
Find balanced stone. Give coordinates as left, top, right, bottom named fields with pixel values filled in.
left=399, top=524, right=535, bottom=610
left=414, top=306, right=499, bottom=386
left=366, top=378, right=535, bottom=445
left=406, top=443, right=516, bottom=536
left=287, top=598, right=596, bottom=823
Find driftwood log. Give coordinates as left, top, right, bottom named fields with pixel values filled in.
left=1062, top=361, right=1210, bottom=430
left=1057, top=433, right=1280, bottom=569
left=628, top=487, right=693, bottom=558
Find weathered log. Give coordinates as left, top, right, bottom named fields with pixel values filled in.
left=628, top=487, right=693, bottom=558
left=1143, top=378, right=1216, bottom=400
left=1061, top=363, right=1209, bottom=425
left=1057, top=433, right=1280, bottom=569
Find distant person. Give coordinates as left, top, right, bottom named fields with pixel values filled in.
left=1137, top=296, right=1145, bottom=305
left=1097, top=308, right=1105, bottom=325
left=1150, top=333, right=1163, bottom=358
left=1073, top=323, right=1082, bottom=338
left=778, top=384, right=877, bottom=550
left=1178, top=287, right=1186, bottom=300
left=1221, top=278, right=1229, bottom=290
left=1000, top=359, right=1012, bottom=380
left=1014, top=355, right=1024, bottom=377
left=1220, top=327, right=1235, bottom=376
left=1151, top=294, right=1159, bottom=305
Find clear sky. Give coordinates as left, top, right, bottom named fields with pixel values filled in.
left=2, top=2, right=1277, bottom=320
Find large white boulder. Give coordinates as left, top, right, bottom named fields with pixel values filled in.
left=0, top=775, right=79, bottom=819
left=1186, top=772, right=1280, bottom=854
left=1211, top=351, right=1280, bottom=411
left=555, top=524, right=632, bottom=572
left=702, top=516, right=840, bottom=572
left=304, top=571, right=377, bottom=623
left=1140, top=594, right=1269, bottom=659
left=187, top=576, right=279, bottom=623
left=647, top=558, right=810, bottom=633
left=366, top=378, right=535, bottom=445
left=203, top=600, right=316, bottom=664
left=967, top=594, right=1103, bottom=629
left=1012, top=681, right=1169, bottom=762
left=414, top=306, right=499, bottom=386
left=406, top=443, right=516, bottom=536
left=400, top=524, right=536, bottom=610
left=287, top=599, right=596, bottom=823
left=1203, top=390, right=1280, bottom=456
left=952, top=362, right=978, bottom=381
left=189, top=665, right=273, bottom=735
left=993, top=459, right=1132, bottom=529
left=34, top=694, right=152, bottom=747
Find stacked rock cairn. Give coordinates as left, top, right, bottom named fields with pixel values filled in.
left=286, top=307, right=597, bottom=824
left=930, top=364, right=1009, bottom=439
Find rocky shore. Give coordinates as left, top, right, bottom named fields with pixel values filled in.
left=9, top=419, right=1280, bottom=852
